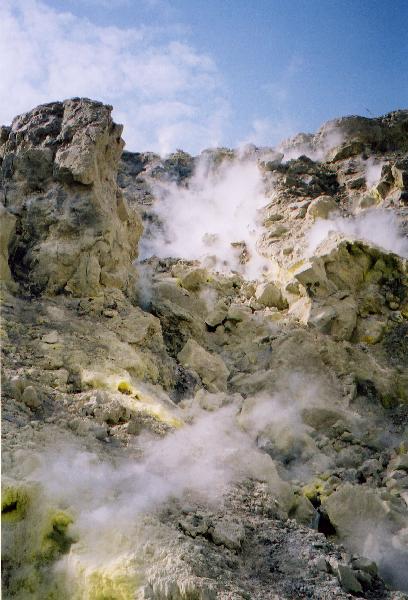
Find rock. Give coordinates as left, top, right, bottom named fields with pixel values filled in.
left=291, top=495, right=316, bottom=526
left=336, top=564, right=363, bottom=594
left=21, top=386, right=40, bottom=409
left=42, top=331, right=60, bottom=344
left=389, top=455, right=408, bottom=472
left=330, top=296, right=358, bottom=341
left=0, top=204, right=17, bottom=288
left=209, top=517, right=245, bottom=550
left=319, top=111, right=408, bottom=155
left=354, top=316, right=386, bottom=344
left=10, top=375, right=29, bottom=401
left=93, top=424, right=109, bottom=441
left=205, top=306, right=228, bottom=328
left=301, top=407, right=350, bottom=433
left=328, top=142, right=366, bottom=162
left=255, top=282, right=287, bottom=310
left=287, top=238, right=406, bottom=342
left=322, top=483, right=399, bottom=544
left=268, top=224, right=288, bottom=238
left=177, top=339, right=230, bottom=392
left=179, top=513, right=210, bottom=538
left=392, top=161, right=408, bottom=190
left=1, top=98, right=142, bottom=297
left=193, top=389, right=238, bottom=411
left=351, top=557, right=378, bottom=576
left=306, top=195, right=338, bottom=220
left=358, top=193, right=380, bottom=209
left=180, top=268, right=209, bottom=291
left=312, top=557, right=328, bottom=572
left=264, top=212, right=283, bottom=225
left=94, top=399, right=131, bottom=425
left=227, top=304, right=252, bottom=322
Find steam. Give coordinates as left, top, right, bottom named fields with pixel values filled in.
left=137, top=262, right=155, bottom=310
left=9, top=375, right=407, bottom=591
left=364, top=157, right=384, bottom=189
left=307, top=209, right=408, bottom=258
left=140, top=155, right=269, bottom=278
left=279, top=128, right=344, bottom=162
left=21, top=376, right=338, bottom=566
left=362, top=526, right=408, bottom=591
left=237, top=372, right=342, bottom=479
left=27, top=404, right=287, bottom=564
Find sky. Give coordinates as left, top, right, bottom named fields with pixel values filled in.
left=1, top=0, right=407, bottom=154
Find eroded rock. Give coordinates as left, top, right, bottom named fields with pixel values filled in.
left=1, top=98, right=142, bottom=297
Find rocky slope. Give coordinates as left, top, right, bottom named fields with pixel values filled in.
left=1, top=99, right=408, bottom=600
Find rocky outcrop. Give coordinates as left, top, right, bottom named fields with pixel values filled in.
left=0, top=98, right=142, bottom=297
left=280, top=109, right=408, bottom=161
left=286, top=236, right=407, bottom=342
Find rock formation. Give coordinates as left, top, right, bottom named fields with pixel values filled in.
left=1, top=98, right=142, bottom=297
left=1, top=100, right=408, bottom=599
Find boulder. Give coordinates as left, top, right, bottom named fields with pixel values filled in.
left=180, top=268, right=209, bottom=291
left=354, top=316, right=387, bottom=344
left=205, top=306, right=228, bottom=328
left=306, top=195, right=338, bottom=220
left=287, top=238, right=406, bottom=342
left=336, top=564, right=363, bottom=594
left=209, top=517, right=245, bottom=551
left=177, top=339, right=230, bottom=392
left=255, top=282, right=287, bottom=309
left=21, top=386, right=41, bottom=409
left=227, top=303, right=252, bottom=322
left=392, top=159, right=408, bottom=190
left=322, top=483, right=404, bottom=546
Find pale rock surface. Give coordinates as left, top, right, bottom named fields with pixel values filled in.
left=306, top=195, right=338, bottom=220
left=1, top=98, right=142, bottom=298
left=177, top=338, right=230, bottom=392
left=255, top=281, right=288, bottom=309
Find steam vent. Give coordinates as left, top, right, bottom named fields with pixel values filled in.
left=2, top=99, right=408, bottom=599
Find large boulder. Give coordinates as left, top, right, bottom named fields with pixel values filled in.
left=306, top=195, right=338, bottom=220
left=0, top=98, right=142, bottom=297
left=177, top=339, right=230, bottom=392
left=255, top=281, right=287, bottom=309
left=287, top=236, right=407, bottom=341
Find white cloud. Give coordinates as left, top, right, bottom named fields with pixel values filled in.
left=0, top=0, right=228, bottom=154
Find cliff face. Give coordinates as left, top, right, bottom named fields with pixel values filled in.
left=0, top=98, right=142, bottom=297
left=1, top=100, right=408, bottom=600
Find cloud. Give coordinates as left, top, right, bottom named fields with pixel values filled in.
left=0, top=0, right=228, bottom=154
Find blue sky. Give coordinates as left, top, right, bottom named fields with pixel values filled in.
left=1, top=0, right=407, bottom=153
